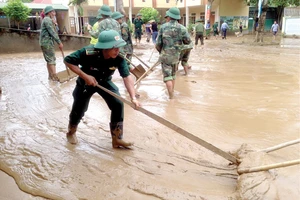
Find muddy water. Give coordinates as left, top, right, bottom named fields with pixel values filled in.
left=0, top=35, right=299, bottom=200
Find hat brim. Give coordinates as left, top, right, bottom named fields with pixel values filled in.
left=100, top=11, right=112, bottom=16
left=94, top=40, right=126, bottom=49
left=113, top=14, right=124, bottom=20
left=45, top=8, right=54, bottom=14
left=166, top=11, right=181, bottom=20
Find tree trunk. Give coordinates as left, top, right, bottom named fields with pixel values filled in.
left=74, top=6, right=80, bottom=35
left=277, top=6, right=284, bottom=29
left=255, top=0, right=269, bottom=42
left=17, top=22, right=20, bottom=29
left=116, top=0, right=126, bottom=16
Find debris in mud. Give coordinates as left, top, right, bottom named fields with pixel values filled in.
left=0, top=87, right=2, bottom=94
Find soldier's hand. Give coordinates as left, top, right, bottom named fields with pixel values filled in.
left=85, top=75, right=98, bottom=87
left=131, top=98, right=140, bottom=110
left=58, top=43, right=63, bottom=50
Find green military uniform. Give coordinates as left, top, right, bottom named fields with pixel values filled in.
left=64, top=30, right=135, bottom=148
left=39, top=15, right=61, bottom=65
left=156, top=19, right=191, bottom=81
left=121, top=21, right=133, bottom=64
left=179, top=24, right=194, bottom=68
left=195, top=19, right=205, bottom=45
left=89, top=5, right=121, bottom=39
left=213, top=22, right=219, bottom=36
left=133, top=14, right=144, bottom=40
left=64, top=46, right=130, bottom=126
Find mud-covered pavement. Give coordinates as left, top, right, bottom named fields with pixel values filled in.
left=0, top=35, right=299, bottom=200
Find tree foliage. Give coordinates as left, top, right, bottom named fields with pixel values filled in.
left=3, top=0, right=31, bottom=29
left=138, top=7, right=160, bottom=23
left=68, top=0, right=88, bottom=16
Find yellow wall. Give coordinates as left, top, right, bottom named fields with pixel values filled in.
left=87, top=0, right=103, bottom=6
left=186, top=0, right=203, bottom=7
left=134, top=0, right=152, bottom=7
left=219, top=0, right=248, bottom=16
left=156, top=0, right=178, bottom=8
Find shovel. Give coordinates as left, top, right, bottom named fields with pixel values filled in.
left=56, top=50, right=78, bottom=83
left=96, top=83, right=239, bottom=165
left=119, top=54, right=146, bottom=80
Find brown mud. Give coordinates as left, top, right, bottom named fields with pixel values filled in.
left=0, top=34, right=299, bottom=200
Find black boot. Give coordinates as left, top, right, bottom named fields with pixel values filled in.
left=66, top=124, right=78, bottom=144
left=110, top=122, right=133, bottom=148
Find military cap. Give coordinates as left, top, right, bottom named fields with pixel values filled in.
left=95, top=30, right=126, bottom=49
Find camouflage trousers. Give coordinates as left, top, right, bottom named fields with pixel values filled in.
left=161, top=62, right=179, bottom=82
left=126, top=54, right=133, bottom=70
left=179, top=48, right=192, bottom=67
left=41, top=45, right=56, bottom=65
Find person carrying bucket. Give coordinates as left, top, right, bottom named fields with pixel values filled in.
left=63, top=30, right=140, bottom=148
left=39, top=6, right=63, bottom=81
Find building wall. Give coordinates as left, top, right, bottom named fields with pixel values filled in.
left=219, top=0, right=248, bottom=16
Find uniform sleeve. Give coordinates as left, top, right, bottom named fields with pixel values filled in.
left=121, top=26, right=129, bottom=41
left=155, top=27, right=163, bottom=53
left=181, top=27, right=191, bottom=45
left=45, top=18, right=61, bottom=44
left=64, top=48, right=86, bottom=66
left=118, top=58, right=131, bottom=77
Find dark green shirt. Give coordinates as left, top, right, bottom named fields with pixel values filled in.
left=64, top=46, right=130, bottom=83
left=195, top=23, right=205, bottom=33
left=133, top=18, right=144, bottom=30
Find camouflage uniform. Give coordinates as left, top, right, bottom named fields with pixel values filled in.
left=179, top=24, right=194, bottom=67
left=156, top=20, right=191, bottom=82
left=120, top=21, right=133, bottom=67
left=39, top=16, right=61, bottom=65
left=90, top=17, right=121, bottom=39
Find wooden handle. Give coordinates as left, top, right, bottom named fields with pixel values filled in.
left=119, top=53, right=137, bottom=68
left=260, top=139, right=300, bottom=153
left=96, top=84, right=239, bottom=164
left=61, top=49, right=71, bottom=77
left=238, top=159, right=300, bottom=174
left=133, top=53, right=150, bottom=68
left=134, top=60, right=160, bottom=86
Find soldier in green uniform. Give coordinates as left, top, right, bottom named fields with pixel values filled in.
left=64, top=30, right=140, bottom=148
left=194, top=19, right=205, bottom=47
left=87, top=12, right=103, bottom=45
left=39, top=6, right=63, bottom=81
left=111, top=12, right=134, bottom=72
left=212, top=21, right=219, bottom=39
left=156, top=7, right=191, bottom=99
left=133, top=13, right=144, bottom=45
left=89, top=5, right=120, bottom=40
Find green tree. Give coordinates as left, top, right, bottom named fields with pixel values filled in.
left=21, top=0, right=33, bottom=2
left=68, top=0, right=88, bottom=35
left=270, top=0, right=300, bottom=25
left=138, top=7, right=160, bottom=23
left=3, top=0, right=31, bottom=29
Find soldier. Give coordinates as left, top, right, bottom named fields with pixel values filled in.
left=156, top=7, right=191, bottom=99
left=64, top=30, right=140, bottom=148
left=133, top=13, right=144, bottom=45
left=89, top=4, right=120, bottom=40
left=194, top=19, right=205, bottom=47
left=87, top=13, right=103, bottom=45
left=39, top=6, right=63, bottom=81
left=111, top=12, right=134, bottom=72
left=179, top=25, right=194, bottom=75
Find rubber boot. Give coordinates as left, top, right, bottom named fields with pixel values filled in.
left=110, top=122, right=133, bottom=148
left=66, top=124, right=78, bottom=144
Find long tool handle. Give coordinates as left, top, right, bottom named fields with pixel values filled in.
left=237, top=159, right=300, bottom=174
left=61, top=49, right=71, bottom=77
left=134, top=60, right=160, bottom=86
left=96, top=84, right=239, bottom=164
left=133, top=53, right=150, bottom=68
left=119, top=53, right=137, bottom=68
left=260, top=139, right=300, bottom=153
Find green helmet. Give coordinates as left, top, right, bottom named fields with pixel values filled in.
left=95, top=30, right=126, bottom=49
left=137, top=13, right=142, bottom=17
left=99, top=4, right=112, bottom=16
left=96, top=13, right=103, bottom=20
left=166, top=7, right=181, bottom=20
left=44, top=6, right=54, bottom=15
left=111, top=11, right=124, bottom=20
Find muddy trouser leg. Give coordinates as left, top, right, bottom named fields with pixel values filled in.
left=195, top=33, right=199, bottom=46
left=67, top=82, right=95, bottom=144
left=200, top=33, right=204, bottom=45
left=95, top=81, right=132, bottom=148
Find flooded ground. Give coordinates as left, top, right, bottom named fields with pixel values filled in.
left=0, top=34, right=299, bottom=200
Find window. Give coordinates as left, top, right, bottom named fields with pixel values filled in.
left=166, top=0, right=170, bottom=3
left=142, top=0, right=145, bottom=2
